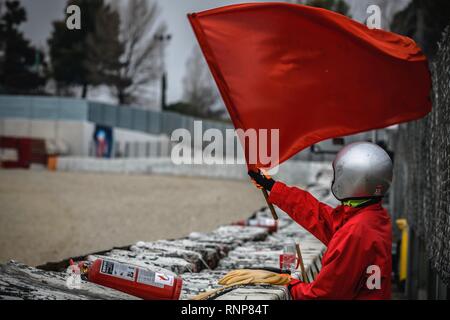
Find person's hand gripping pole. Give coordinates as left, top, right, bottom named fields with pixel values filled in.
left=248, top=169, right=278, bottom=220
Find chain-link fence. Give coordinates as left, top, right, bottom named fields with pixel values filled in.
left=391, top=26, right=450, bottom=286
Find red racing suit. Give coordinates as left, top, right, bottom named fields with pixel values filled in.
left=269, top=182, right=392, bottom=299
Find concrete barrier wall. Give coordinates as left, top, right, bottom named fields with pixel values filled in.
left=56, top=156, right=332, bottom=186
left=1, top=95, right=381, bottom=162
left=0, top=95, right=235, bottom=158
left=0, top=95, right=232, bottom=142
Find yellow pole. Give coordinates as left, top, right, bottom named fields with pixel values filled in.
left=396, top=219, right=409, bottom=282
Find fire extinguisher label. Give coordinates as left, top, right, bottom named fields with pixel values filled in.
left=136, top=269, right=163, bottom=288
left=100, top=260, right=136, bottom=282
left=136, top=269, right=175, bottom=287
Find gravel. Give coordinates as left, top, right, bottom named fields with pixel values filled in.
left=0, top=169, right=264, bottom=266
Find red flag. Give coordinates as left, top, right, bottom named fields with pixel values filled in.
left=188, top=2, right=431, bottom=170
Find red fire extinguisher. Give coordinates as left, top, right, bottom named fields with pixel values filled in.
left=76, top=258, right=182, bottom=300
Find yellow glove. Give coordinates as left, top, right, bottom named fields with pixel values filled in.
left=218, top=269, right=291, bottom=286
left=191, top=269, right=291, bottom=300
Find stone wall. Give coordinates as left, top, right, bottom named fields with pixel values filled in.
left=0, top=208, right=324, bottom=300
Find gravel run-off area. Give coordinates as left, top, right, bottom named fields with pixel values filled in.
left=0, top=169, right=264, bottom=266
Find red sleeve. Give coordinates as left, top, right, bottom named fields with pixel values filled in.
left=268, top=182, right=335, bottom=245
left=289, top=224, right=370, bottom=299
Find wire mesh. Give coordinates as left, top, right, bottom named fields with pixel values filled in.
left=391, top=26, right=450, bottom=285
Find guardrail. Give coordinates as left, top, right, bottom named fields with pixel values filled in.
left=0, top=95, right=89, bottom=121
left=0, top=95, right=232, bottom=137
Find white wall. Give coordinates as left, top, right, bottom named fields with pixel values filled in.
left=0, top=118, right=171, bottom=157
left=0, top=118, right=95, bottom=156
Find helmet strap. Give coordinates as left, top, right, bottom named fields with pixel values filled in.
left=342, top=197, right=382, bottom=208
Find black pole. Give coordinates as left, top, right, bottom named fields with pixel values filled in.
left=161, top=71, right=167, bottom=110
left=154, top=33, right=171, bottom=111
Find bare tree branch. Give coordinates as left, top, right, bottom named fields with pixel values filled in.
left=111, top=0, right=164, bottom=105
left=182, top=46, right=223, bottom=118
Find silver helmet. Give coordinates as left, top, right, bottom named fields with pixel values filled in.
left=331, top=142, right=393, bottom=201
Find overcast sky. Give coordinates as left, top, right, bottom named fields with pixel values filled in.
left=19, top=0, right=410, bottom=105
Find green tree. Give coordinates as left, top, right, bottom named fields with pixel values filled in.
left=48, top=0, right=104, bottom=97
left=0, top=0, right=46, bottom=94
left=48, top=0, right=165, bottom=106
left=391, top=0, right=450, bottom=58
left=85, top=4, right=125, bottom=92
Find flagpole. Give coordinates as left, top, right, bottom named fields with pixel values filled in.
left=261, top=189, right=278, bottom=220
left=295, top=243, right=308, bottom=283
